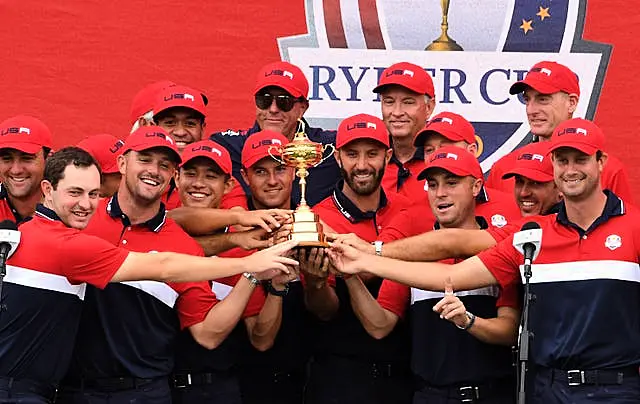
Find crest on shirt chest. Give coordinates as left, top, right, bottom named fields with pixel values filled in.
left=278, top=0, right=610, bottom=172
left=604, top=234, right=622, bottom=251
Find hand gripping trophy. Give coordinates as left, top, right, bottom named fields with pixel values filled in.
left=269, top=120, right=335, bottom=247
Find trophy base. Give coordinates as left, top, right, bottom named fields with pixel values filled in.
left=425, top=35, right=463, bottom=51
left=288, top=205, right=329, bottom=249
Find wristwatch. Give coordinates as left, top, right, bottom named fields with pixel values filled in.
left=374, top=240, right=383, bottom=256
left=456, top=311, right=476, bottom=331
left=265, top=280, right=289, bottom=297
left=242, top=272, right=260, bottom=287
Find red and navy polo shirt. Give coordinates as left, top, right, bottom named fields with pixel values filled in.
left=378, top=216, right=519, bottom=385
left=174, top=240, right=266, bottom=374
left=381, top=147, right=427, bottom=202
left=486, top=148, right=634, bottom=204
left=478, top=191, right=640, bottom=369
left=314, top=181, right=414, bottom=242
left=64, top=195, right=217, bottom=381
left=0, top=204, right=128, bottom=385
left=0, top=183, right=27, bottom=224
left=408, top=185, right=523, bottom=235
left=311, top=183, right=413, bottom=365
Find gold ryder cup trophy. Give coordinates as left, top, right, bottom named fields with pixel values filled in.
left=425, top=0, right=463, bottom=51
left=269, top=121, right=335, bottom=247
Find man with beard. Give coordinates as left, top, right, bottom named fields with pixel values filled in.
left=77, top=134, right=125, bottom=198
left=57, top=127, right=295, bottom=404
left=485, top=61, right=633, bottom=203
left=346, top=146, right=519, bottom=403
left=0, top=115, right=52, bottom=223
left=503, top=142, right=562, bottom=217
left=375, top=62, right=436, bottom=199
left=303, top=114, right=414, bottom=404
left=211, top=61, right=340, bottom=207
left=330, top=118, right=640, bottom=403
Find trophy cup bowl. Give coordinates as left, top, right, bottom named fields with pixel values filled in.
left=269, top=124, right=335, bottom=248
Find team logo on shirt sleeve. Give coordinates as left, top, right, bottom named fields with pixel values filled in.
left=605, top=234, right=622, bottom=251
left=278, top=0, right=610, bottom=172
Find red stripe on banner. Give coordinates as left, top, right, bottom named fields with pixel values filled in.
left=358, top=0, right=385, bottom=49
left=323, top=0, right=348, bottom=48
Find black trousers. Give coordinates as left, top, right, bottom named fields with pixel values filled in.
left=170, top=373, right=241, bottom=404
left=304, top=356, right=413, bottom=404
left=529, top=367, right=640, bottom=404
left=0, top=377, right=57, bottom=404
left=56, top=377, right=170, bottom=404
left=239, top=367, right=306, bottom=404
left=412, top=380, right=516, bottom=403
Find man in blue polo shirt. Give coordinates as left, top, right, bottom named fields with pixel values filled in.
left=211, top=60, right=340, bottom=207
left=330, top=118, right=640, bottom=403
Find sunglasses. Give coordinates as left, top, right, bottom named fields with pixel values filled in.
left=255, top=93, right=303, bottom=112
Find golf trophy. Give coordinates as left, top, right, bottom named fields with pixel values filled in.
left=269, top=121, right=335, bottom=247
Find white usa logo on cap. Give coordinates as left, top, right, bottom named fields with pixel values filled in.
left=605, top=234, right=622, bottom=251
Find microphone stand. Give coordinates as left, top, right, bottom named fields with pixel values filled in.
left=0, top=249, right=6, bottom=312
left=517, top=256, right=534, bottom=404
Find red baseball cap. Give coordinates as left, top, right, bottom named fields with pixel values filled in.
left=130, top=81, right=175, bottom=124
left=509, top=61, right=580, bottom=96
left=414, top=112, right=475, bottom=147
left=77, top=134, right=125, bottom=174
left=502, top=142, right=554, bottom=182
left=153, top=85, right=207, bottom=118
left=337, top=114, right=389, bottom=149
left=242, top=130, right=289, bottom=168
left=0, top=115, right=53, bottom=154
left=373, top=62, right=435, bottom=98
left=180, top=140, right=232, bottom=174
left=549, top=118, right=604, bottom=156
left=123, top=126, right=181, bottom=163
left=254, top=61, right=309, bottom=99
left=418, top=145, right=483, bottom=180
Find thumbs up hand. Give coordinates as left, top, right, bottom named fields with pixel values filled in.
left=433, top=277, right=472, bottom=329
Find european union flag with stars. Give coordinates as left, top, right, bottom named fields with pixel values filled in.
left=503, top=1, right=568, bottom=52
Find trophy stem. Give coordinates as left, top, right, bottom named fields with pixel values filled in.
left=297, top=167, right=309, bottom=208
left=425, top=0, right=463, bottom=51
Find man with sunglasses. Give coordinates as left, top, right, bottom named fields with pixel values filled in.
left=211, top=61, right=340, bottom=208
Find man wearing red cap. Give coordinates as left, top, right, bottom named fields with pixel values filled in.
left=233, top=130, right=315, bottom=404
left=485, top=61, right=633, bottom=203
left=170, top=139, right=295, bottom=404
left=413, top=111, right=521, bottom=229
left=77, top=134, right=125, bottom=198
left=153, top=84, right=208, bottom=153
left=502, top=142, right=562, bottom=217
left=0, top=146, right=298, bottom=403
left=346, top=146, right=519, bottom=403
left=129, top=80, right=175, bottom=134
left=57, top=127, right=293, bottom=404
left=304, top=114, right=414, bottom=404
left=330, top=118, right=640, bottom=403
left=0, top=115, right=52, bottom=223
left=211, top=61, right=340, bottom=208
left=374, top=62, right=436, bottom=199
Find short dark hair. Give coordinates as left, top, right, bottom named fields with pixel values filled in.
left=44, top=147, right=102, bottom=189
left=596, top=150, right=603, bottom=161
left=154, top=107, right=205, bottom=125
